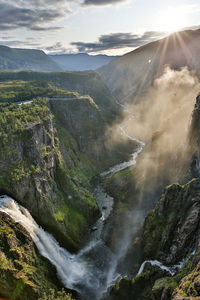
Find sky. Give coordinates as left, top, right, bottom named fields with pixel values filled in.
left=0, top=0, right=199, bottom=56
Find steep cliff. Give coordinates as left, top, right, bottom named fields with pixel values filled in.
left=0, top=98, right=99, bottom=252
left=109, top=178, right=200, bottom=300
left=50, top=97, right=137, bottom=172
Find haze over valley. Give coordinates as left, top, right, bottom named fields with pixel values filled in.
left=1, top=1, right=200, bottom=299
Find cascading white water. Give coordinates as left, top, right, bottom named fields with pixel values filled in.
left=137, top=251, right=196, bottom=278
left=0, top=196, right=89, bottom=292
left=137, top=260, right=175, bottom=276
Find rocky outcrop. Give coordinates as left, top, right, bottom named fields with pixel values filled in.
left=143, top=179, right=200, bottom=264
left=172, top=258, right=200, bottom=299
left=108, top=178, right=200, bottom=300
left=0, top=211, right=75, bottom=300
left=109, top=262, right=171, bottom=300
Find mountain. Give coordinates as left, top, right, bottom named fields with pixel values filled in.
left=99, top=29, right=200, bottom=103
left=49, top=53, right=117, bottom=71
left=0, top=45, right=61, bottom=71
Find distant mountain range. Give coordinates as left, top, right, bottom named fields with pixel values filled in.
left=49, top=53, right=118, bottom=71
left=0, top=45, right=61, bottom=71
left=99, top=29, right=200, bottom=103
left=0, top=45, right=117, bottom=72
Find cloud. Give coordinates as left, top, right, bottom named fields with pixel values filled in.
left=0, top=40, right=41, bottom=48
left=71, top=31, right=166, bottom=53
left=45, top=42, right=70, bottom=54
left=0, top=0, right=70, bottom=31
left=82, top=0, right=129, bottom=6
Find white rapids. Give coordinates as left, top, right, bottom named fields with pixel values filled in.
left=137, top=260, right=175, bottom=276
left=137, top=251, right=196, bottom=278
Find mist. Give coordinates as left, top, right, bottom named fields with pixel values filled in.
left=102, top=67, right=200, bottom=280
left=114, top=67, right=200, bottom=190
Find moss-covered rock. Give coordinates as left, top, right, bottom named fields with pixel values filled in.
left=0, top=211, right=75, bottom=300
left=143, top=179, right=200, bottom=264
left=109, top=262, right=171, bottom=300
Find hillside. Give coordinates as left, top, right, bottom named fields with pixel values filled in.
left=50, top=53, right=117, bottom=71
left=0, top=80, right=80, bottom=103
left=0, top=45, right=61, bottom=71
left=0, top=70, right=118, bottom=116
left=99, top=29, right=200, bottom=103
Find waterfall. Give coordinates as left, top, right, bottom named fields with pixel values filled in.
left=0, top=195, right=90, bottom=294
left=0, top=194, right=118, bottom=300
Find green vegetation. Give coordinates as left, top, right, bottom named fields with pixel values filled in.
left=0, top=96, right=99, bottom=251
left=52, top=123, right=99, bottom=247
left=0, top=45, right=61, bottom=71
left=0, top=211, right=71, bottom=300
left=0, top=80, right=79, bottom=103
left=0, top=70, right=118, bottom=114
left=0, top=97, right=52, bottom=155
left=39, top=289, right=74, bottom=300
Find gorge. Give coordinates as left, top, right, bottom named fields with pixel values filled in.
left=1, top=29, right=200, bottom=300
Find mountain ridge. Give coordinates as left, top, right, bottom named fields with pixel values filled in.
left=0, top=45, right=61, bottom=71
left=50, top=53, right=118, bottom=71
left=99, top=29, right=200, bottom=103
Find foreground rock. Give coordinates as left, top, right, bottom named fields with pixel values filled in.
left=0, top=211, right=75, bottom=300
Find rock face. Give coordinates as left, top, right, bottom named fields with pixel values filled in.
left=0, top=98, right=99, bottom=252
left=0, top=211, right=74, bottom=300
left=143, top=179, right=200, bottom=264
left=50, top=98, right=137, bottom=172
left=109, top=178, right=200, bottom=300
left=109, top=263, right=171, bottom=300
left=50, top=98, right=106, bottom=161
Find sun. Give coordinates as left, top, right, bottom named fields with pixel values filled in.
left=156, top=7, right=187, bottom=33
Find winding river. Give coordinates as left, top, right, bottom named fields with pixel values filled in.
left=0, top=110, right=145, bottom=299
